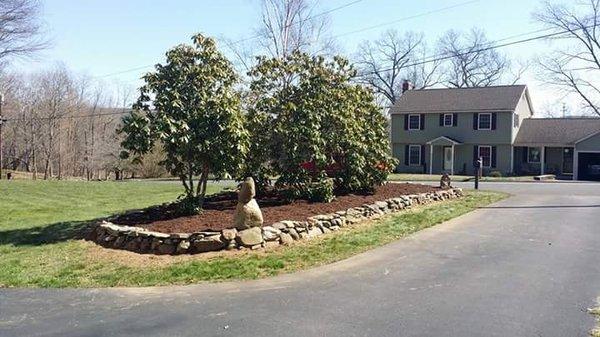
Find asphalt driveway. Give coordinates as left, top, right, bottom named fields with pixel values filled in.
left=1, top=182, right=599, bottom=337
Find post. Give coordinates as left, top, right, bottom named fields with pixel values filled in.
left=540, top=146, right=545, bottom=175
left=474, top=157, right=482, bottom=190
left=0, top=93, right=4, bottom=180
left=429, top=144, right=433, bottom=175
left=451, top=144, right=455, bottom=176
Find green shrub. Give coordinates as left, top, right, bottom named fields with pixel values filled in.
left=489, top=171, right=503, bottom=177
left=306, top=178, right=335, bottom=203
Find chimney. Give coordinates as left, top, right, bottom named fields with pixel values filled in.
left=402, top=80, right=413, bottom=93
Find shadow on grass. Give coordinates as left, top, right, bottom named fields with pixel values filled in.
left=0, top=220, right=95, bottom=246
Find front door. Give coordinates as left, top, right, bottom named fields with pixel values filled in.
left=563, top=147, right=574, bottom=174
left=443, top=147, right=453, bottom=172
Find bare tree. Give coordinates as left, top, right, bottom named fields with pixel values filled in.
left=226, top=0, right=335, bottom=73
left=535, top=0, right=600, bottom=116
left=355, top=29, right=440, bottom=106
left=437, top=28, right=510, bottom=88
left=0, top=0, right=48, bottom=62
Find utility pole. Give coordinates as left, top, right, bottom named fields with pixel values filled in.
left=0, top=93, right=5, bottom=180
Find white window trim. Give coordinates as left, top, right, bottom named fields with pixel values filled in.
left=478, top=145, right=492, bottom=168
left=477, top=113, right=492, bottom=130
left=408, top=145, right=421, bottom=166
left=527, top=146, right=541, bottom=163
left=443, top=113, right=453, bottom=127
left=408, top=114, right=421, bottom=130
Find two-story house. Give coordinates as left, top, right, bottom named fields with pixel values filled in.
left=390, top=84, right=600, bottom=180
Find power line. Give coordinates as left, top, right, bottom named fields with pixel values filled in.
left=5, top=110, right=131, bottom=122
left=97, top=0, right=366, bottom=79
left=332, top=0, right=480, bottom=39
left=6, top=25, right=596, bottom=122
left=354, top=26, right=594, bottom=78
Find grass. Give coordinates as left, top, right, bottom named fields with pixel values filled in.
left=0, top=178, right=506, bottom=288
left=590, top=302, right=600, bottom=337
left=388, top=173, right=537, bottom=182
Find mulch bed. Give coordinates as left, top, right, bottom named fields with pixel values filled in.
left=113, top=183, right=438, bottom=234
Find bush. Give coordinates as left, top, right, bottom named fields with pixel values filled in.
left=489, top=170, right=503, bottom=177
left=247, top=52, right=397, bottom=199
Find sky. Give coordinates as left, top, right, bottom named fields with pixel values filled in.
left=12, top=0, right=572, bottom=115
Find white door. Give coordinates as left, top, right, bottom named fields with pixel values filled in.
left=443, top=147, right=452, bottom=172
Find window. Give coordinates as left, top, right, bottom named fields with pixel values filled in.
left=408, top=145, right=421, bottom=166
left=514, top=113, right=520, bottom=127
left=478, top=146, right=492, bottom=168
left=443, top=114, right=453, bottom=127
left=528, top=147, right=541, bottom=163
left=408, top=114, right=421, bottom=130
left=478, top=113, right=491, bottom=130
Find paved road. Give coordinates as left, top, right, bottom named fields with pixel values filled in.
left=1, top=182, right=600, bottom=337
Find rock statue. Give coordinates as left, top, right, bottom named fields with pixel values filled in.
left=440, top=172, right=451, bottom=189
left=233, top=177, right=264, bottom=230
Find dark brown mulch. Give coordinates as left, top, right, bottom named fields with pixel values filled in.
left=113, top=183, right=438, bottom=234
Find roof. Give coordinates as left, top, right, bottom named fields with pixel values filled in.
left=389, top=85, right=530, bottom=114
left=426, top=136, right=462, bottom=145
left=514, top=118, right=600, bottom=145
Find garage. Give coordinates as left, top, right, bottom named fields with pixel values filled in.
left=577, top=152, right=600, bottom=181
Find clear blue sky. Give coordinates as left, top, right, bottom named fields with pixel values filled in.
left=17, top=0, right=561, bottom=113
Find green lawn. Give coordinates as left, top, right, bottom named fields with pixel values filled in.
left=0, top=180, right=506, bottom=288
left=388, top=173, right=537, bottom=182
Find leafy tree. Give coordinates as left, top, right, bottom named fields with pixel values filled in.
left=248, top=52, right=397, bottom=198
left=119, top=34, right=248, bottom=210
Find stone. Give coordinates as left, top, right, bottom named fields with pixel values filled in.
left=263, top=241, right=280, bottom=249
left=279, top=233, right=294, bottom=245
left=169, top=233, right=191, bottom=240
left=262, top=226, right=281, bottom=241
left=221, top=228, right=238, bottom=241
left=236, top=227, right=264, bottom=247
left=440, top=172, right=452, bottom=188
left=192, top=237, right=227, bottom=253
left=124, top=240, right=140, bottom=251
left=157, top=243, right=176, bottom=255
left=233, top=178, right=264, bottom=230
left=329, top=225, right=340, bottom=231
left=271, top=222, right=287, bottom=230
left=288, top=228, right=300, bottom=240
left=113, top=236, right=126, bottom=247
left=176, top=240, right=190, bottom=254
left=139, top=238, right=152, bottom=253
left=281, top=221, right=296, bottom=228
left=308, top=227, right=323, bottom=238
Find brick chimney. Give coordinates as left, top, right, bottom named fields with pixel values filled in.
left=402, top=80, right=413, bottom=93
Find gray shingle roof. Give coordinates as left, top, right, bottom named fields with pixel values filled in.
left=389, top=85, right=528, bottom=114
left=514, top=118, right=600, bottom=145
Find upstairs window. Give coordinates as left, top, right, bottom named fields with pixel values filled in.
left=514, top=113, right=520, bottom=127
left=408, top=114, right=421, bottom=130
left=443, top=114, right=453, bottom=127
left=478, top=113, right=492, bottom=130
left=528, top=147, right=541, bottom=163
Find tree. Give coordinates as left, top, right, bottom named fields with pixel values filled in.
left=226, top=0, right=335, bottom=72
left=355, top=30, right=440, bottom=106
left=0, top=0, right=48, bottom=63
left=437, top=28, right=510, bottom=88
left=535, top=0, right=600, bottom=116
left=248, top=52, right=397, bottom=198
left=120, top=34, right=248, bottom=210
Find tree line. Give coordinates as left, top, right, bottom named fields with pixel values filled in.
left=0, top=0, right=598, bottom=180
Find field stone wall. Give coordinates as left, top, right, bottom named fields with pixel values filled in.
left=88, top=188, right=463, bottom=255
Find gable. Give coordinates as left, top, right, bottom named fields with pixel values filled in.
left=576, top=131, right=600, bottom=151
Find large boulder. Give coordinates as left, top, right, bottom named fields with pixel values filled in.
left=233, top=177, right=264, bottom=230
left=236, top=227, right=264, bottom=247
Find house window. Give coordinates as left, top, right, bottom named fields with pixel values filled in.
left=478, top=146, right=492, bottom=168
left=408, top=145, right=421, bottom=166
left=478, top=113, right=492, bottom=130
left=514, top=113, right=520, bottom=127
left=443, top=114, right=453, bottom=127
left=408, top=114, right=421, bottom=130
left=528, top=147, right=541, bottom=163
